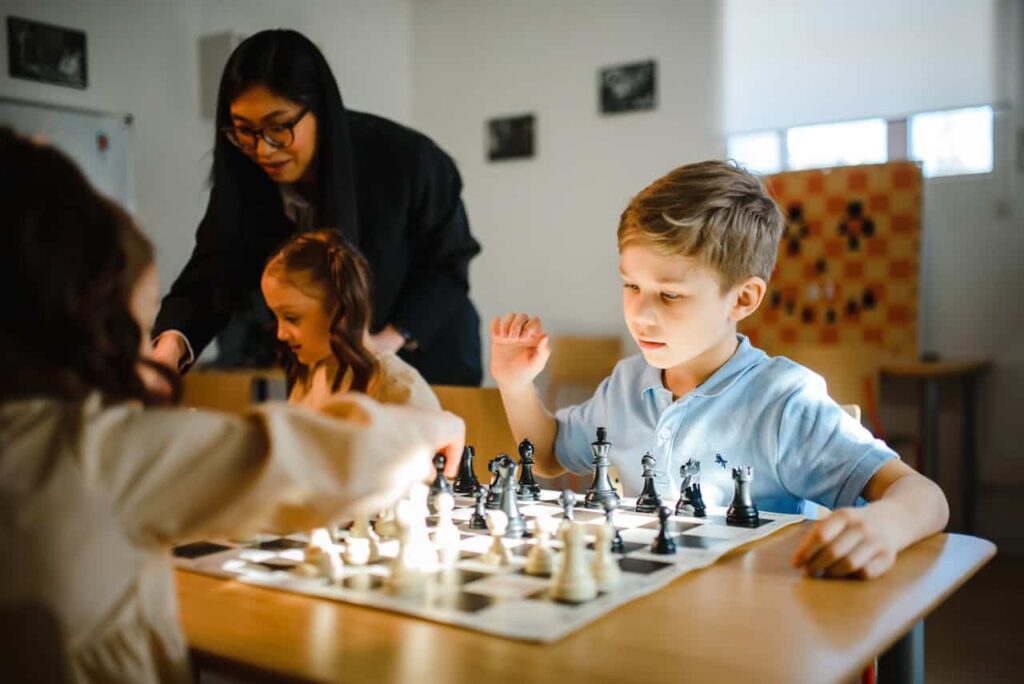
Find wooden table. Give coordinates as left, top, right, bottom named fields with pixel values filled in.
left=881, top=359, right=990, bottom=533
left=176, top=523, right=995, bottom=684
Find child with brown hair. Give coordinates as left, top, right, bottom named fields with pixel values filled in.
left=0, top=128, right=462, bottom=683
left=261, top=229, right=440, bottom=411
left=491, top=160, right=948, bottom=580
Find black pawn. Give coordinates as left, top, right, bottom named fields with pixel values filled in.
left=635, top=452, right=662, bottom=513
left=469, top=485, right=489, bottom=530
left=453, top=446, right=480, bottom=496
left=651, top=506, right=677, bottom=555
left=485, top=456, right=504, bottom=509
left=516, top=439, right=541, bottom=501
left=428, top=453, right=454, bottom=514
left=601, top=494, right=624, bottom=553
left=559, top=488, right=576, bottom=523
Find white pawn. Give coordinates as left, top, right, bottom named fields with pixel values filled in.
left=482, top=510, right=511, bottom=566
left=388, top=499, right=430, bottom=596
left=592, top=522, right=622, bottom=592
left=433, top=492, right=461, bottom=568
left=551, top=522, right=597, bottom=604
left=375, top=506, right=399, bottom=539
left=345, top=511, right=381, bottom=564
left=306, top=527, right=344, bottom=583
left=525, top=516, right=556, bottom=576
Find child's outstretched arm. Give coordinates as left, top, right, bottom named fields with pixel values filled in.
left=490, top=313, right=564, bottom=478
left=791, top=460, right=949, bottom=579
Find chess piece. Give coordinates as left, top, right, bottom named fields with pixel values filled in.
left=345, top=511, right=380, bottom=563
left=306, top=528, right=344, bottom=582
left=600, top=494, right=625, bottom=553
left=516, top=439, right=541, bottom=501
left=388, top=499, right=431, bottom=596
left=428, top=453, right=454, bottom=513
left=635, top=452, right=662, bottom=513
left=374, top=506, right=399, bottom=539
left=482, top=510, right=511, bottom=566
left=558, top=488, right=576, bottom=533
left=651, top=506, right=677, bottom=555
left=469, top=484, right=489, bottom=529
left=433, top=492, right=461, bottom=568
left=551, top=522, right=597, bottom=604
left=524, top=516, right=556, bottom=577
left=675, top=458, right=707, bottom=517
left=453, top=445, right=480, bottom=496
left=592, top=522, right=622, bottom=592
left=584, top=427, right=620, bottom=509
left=496, top=455, right=526, bottom=538
left=486, top=456, right=504, bottom=509
left=726, top=466, right=760, bottom=527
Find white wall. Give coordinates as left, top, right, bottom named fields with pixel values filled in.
left=411, top=0, right=724, bottom=375
left=723, top=0, right=1000, bottom=132
left=0, top=0, right=413, bottom=299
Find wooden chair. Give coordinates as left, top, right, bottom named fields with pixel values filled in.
left=431, top=385, right=517, bottom=483
left=181, top=367, right=285, bottom=414
left=544, top=335, right=622, bottom=408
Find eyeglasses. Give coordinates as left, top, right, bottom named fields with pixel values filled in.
left=222, top=108, right=309, bottom=151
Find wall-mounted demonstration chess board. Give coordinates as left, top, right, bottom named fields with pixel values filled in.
left=741, top=162, right=923, bottom=358
left=174, top=491, right=802, bottom=643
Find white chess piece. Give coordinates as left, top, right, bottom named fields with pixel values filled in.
left=551, top=522, right=597, bottom=603
left=346, top=511, right=380, bottom=564
left=388, top=499, right=431, bottom=596
left=306, top=527, right=344, bottom=582
left=433, top=492, right=461, bottom=568
left=592, top=522, right=622, bottom=592
left=375, top=506, right=399, bottom=539
left=483, top=510, right=511, bottom=566
left=525, top=516, right=556, bottom=576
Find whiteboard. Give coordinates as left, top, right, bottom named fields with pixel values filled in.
left=0, top=96, right=134, bottom=211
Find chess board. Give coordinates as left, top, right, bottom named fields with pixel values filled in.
left=742, top=161, right=923, bottom=357
left=173, top=490, right=803, bottom=643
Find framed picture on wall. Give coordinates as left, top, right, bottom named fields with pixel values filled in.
left=600, top=59, right=656, bottom=114
left=7, top=16, right=88, bottom=89
left=487, top=114, right=535, bottom=161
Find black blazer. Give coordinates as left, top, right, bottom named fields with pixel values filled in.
left=154, top=111, right=482, bottom=385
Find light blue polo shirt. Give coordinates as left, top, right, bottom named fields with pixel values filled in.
left=553, top=335, right=896, bottom=514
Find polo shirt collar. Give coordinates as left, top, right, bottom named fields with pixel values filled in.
left=639, top=334, right=767, bottom=399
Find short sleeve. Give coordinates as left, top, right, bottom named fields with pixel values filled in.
left=554, top=375, right=616, bottom=474
left=775, top=374, right=898, bottom=510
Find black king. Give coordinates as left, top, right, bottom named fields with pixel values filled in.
left=584, top=427, right=620, bottom=509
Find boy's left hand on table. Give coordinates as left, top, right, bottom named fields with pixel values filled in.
left=791, top=506, right=899, bottom=579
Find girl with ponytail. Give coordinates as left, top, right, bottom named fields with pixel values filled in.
left=261, top=229, right=440, bottom=411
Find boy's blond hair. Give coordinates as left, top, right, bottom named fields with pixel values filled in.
left=617, top=160, right=785, bottom=289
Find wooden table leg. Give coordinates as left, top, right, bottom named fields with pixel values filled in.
left=878, top=620, right=925, bottom=684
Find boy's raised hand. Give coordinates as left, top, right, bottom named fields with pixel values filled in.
left=490, top=313, right=551, bottom=388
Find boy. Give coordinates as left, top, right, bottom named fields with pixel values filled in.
left=491, top=161, right=948, bottom=579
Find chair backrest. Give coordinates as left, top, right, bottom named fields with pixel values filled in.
left=431, top=385, right=517, bottom=482
left=181, top=368, right=284, bottom=414
left=545, top=335, right=622, bottom=408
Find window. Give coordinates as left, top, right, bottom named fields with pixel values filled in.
left=727, top=130, right=782, bottom=175
left=909, top=106, right=994, bottom=178
left=785, top=118, right=888, bottom=171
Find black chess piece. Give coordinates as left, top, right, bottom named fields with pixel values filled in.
left=516, top=439, right=541, bottom=501
left=651, top=506, right=677, bottom=555
left=469, top=484, right=489, bottom=529
left=496, top=455, right=526, bottom=538
left=726, top=466, right=760, bottom=527
left=486, top=456, right=504, bottom=509
left=428, top=453, right=454, bottom=514
left=559, top=488, right=576, bottom=524
left=452, top=446, right=480, bottom=496
left=584, top=427, right=620, bottom=509
left=635, top=452, right=662, bottom=513
left=675, top=458, right=706, bottom=517
left=601, top=494, right=624, bottom=553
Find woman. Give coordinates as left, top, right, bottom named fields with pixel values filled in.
left=153, top=29, right=482, bottom=385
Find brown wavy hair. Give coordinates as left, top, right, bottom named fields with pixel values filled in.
left=264, top=229, right=379, bottom=393
left=0, top=127, right=179, bottom=405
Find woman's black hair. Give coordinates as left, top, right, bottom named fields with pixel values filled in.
left=213, top=29, right=358, bottom=240
left=0, top=127, right=180, bottom=405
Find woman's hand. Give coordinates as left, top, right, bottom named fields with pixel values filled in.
left=368, top=325, right=407, bottom=354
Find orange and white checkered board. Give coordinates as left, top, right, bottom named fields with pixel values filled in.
left=740, top=162, right=922, bottom=357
